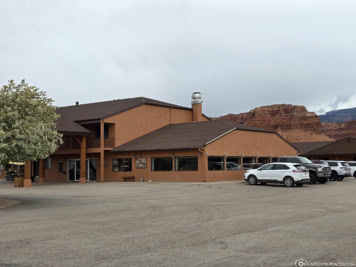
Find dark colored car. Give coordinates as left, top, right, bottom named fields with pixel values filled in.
left=5, top=171, right=15, bottom=181
left=277, top=156, right=331, bottom=184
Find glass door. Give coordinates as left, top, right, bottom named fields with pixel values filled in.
left=68, top=159, right=94, bottom=182
left=68, top=160, right=76, bottom=181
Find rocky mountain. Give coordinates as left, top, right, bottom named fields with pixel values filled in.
left=319, top=107, right=356, bottom=123
left=321, top=121, right=356, bottom=140
left=217, top=104, right=335, bottom=143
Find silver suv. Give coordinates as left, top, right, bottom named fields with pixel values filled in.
left=326, top=161, right=351, bottom=181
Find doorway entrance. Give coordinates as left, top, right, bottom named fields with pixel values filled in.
left=68, top=159, right=97, bottom=182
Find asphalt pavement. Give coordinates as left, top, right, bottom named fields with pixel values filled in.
left=0, top=179, right=355, bottom=267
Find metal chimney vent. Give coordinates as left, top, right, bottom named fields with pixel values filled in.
left=191, top=92, right=202, bottom=104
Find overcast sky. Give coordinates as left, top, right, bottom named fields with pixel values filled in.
left=1, top=0, right=356, bottom=117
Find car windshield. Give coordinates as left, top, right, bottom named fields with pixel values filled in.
left=341, top=162, right=349, bottom=167
left=299, top=157, right=312, bottom=164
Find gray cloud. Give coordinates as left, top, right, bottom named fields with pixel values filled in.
left=1, top=0, right=356, bottom=116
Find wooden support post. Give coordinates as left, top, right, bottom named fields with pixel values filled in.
left=79, top=136, right=87, bottom=184
left=23, top=161, right=32, bottom=188
left=38, top=159, right=46, bottom=184
left=100, top=120, right=105, bottom=183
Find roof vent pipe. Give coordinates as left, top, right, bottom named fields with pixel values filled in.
left=192, top=92, right=203, bottom=121
left=191, top=92, right=202, bottom=104
left=76, top=101, right=79, bottom=106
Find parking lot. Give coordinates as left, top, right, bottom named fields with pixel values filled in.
left=0, top=179, right=356, bottom=267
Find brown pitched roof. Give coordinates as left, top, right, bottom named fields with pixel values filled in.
left=57, top=97, right=195, bottom=122
left=292, top=141, right=334, bottom=155
left=303, top=137, right=356, bottom=156
left=56, top=97, right=210, bottom=135
left=112, top=120, right=275, bottom=152
left=55, top=116, right=90, bottom=136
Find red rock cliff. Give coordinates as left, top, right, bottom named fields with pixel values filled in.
left=217, top=104, right=334, bottom=143
left=322, top=121, right=356, bottom=140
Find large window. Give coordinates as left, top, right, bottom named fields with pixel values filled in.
left=112, top=158, right=132, bottom=172
left=151, top=157, right=173, bottom=171
left=58, top=161, right=64, bottom=173
left=208, top=157, right=224, bottom=171
left=45, top=158, right=52, bottom=170
left=175, top=157, right=198, bottom=171
left=95, top=125, right=109, bottom=139
left=243, top=157, right=256, bottom=169
left=226, top=157, right=241, bottom=170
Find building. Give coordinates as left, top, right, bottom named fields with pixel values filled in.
left=293, top=137, right=356, bottom=161
left=20, top=93, right=297, bottom=186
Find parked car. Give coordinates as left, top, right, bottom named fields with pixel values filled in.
left=347, top=161, right=356, bottom=178
left=244, top=163, right=310, bottom=187
left=312, top=160, right=328, bottom=166
left=326, top=161, right=351, bottom=181
left=5, top=171, right=15, bottom=181
left=277, top=156, right=331, bottom=184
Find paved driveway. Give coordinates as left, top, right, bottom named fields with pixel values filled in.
left=0, top=179, right=356, bottom=267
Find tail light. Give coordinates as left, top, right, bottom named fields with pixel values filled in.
left=293, top=170, right=304, bottom=173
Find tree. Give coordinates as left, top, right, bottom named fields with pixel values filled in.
left=0, top=80, right=62, bottom=164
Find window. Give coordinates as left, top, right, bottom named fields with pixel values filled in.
left=112, top=158, right=132, bottom=172
left=95, top=125, right=109, bottom=139
left=273, top=164, right=290, bottom=170
left=226, top=157, right=241, bottom=170
left=327, top=162, right=338, bottom=167
left=175, top=157, right=198, bottom=171
left=348, top=163, right=356, bottom=167
left=243, top=157, right=257, bottom=169
left=58, top=161, right=64, bottom=173
left=208, top=157, right=224, bottom=171
left=151, top=157, right=173, bottom=171
left=260, top=164, right=274, bottom=170
left=45, top=158, right=51, bottom=170
left=258, top=157, right=270, bottom=164
left=278, top=157, right=288, bottom=163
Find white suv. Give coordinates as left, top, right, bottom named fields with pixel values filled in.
left=244, top=163, right=310, bottom=187
left=346, top=161, right=356, bottom=178
left=326, top=161, right=351, bottom=181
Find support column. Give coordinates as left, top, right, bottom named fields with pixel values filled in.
left=38, top=159, right=46, bottom=184
left=23, top=161, right=32, bottom=188
left=79, top=136, right=87, bottom=184
left=100, top=120, right=105, bottom=183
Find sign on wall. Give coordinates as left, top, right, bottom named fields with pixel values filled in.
left=136, top=157, right=147, bottom=169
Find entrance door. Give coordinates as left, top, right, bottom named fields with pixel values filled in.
left=68, top=159, right=97, bottom=182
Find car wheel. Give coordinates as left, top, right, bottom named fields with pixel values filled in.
left=319, top=178, right=328, bottom=184
left=247, top=175, right=258, bottom=185
left=353, top=172, right=356, bottom=179
left=309, top=172, right=317, bottom=184
left=336, top=176, right=344, bottom=181
left=330, top=172, right=338, bottom=181
left=296, top=184, right=304, bottom=187
left=284, top=176, right=295, bottom=187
